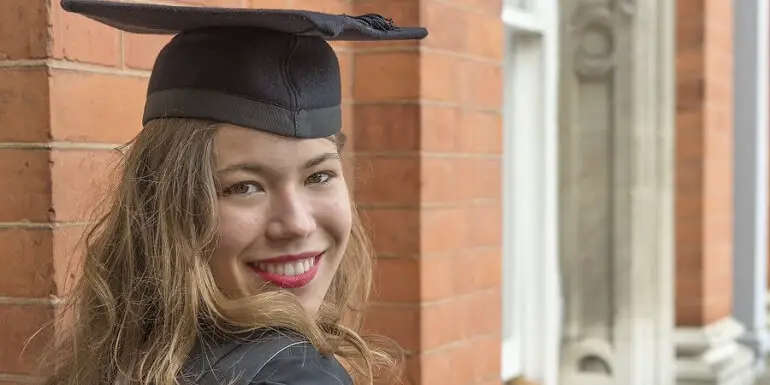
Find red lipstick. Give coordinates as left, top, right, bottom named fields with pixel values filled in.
left=248, top=251, right=323, bottom=289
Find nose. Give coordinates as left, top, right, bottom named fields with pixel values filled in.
left=265, top=190, right=316, bottom=241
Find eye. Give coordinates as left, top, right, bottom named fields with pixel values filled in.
left=222, top=182, right=263, bottom=196
left=305, top=171, right=336, bottom=185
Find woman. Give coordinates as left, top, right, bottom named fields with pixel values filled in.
left=42, top=1, right=428, bottom=384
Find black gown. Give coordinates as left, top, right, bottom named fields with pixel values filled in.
left=180, top=328, right=353, bottom=385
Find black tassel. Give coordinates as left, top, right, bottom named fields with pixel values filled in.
left=348, top=13, right=398, bottom=31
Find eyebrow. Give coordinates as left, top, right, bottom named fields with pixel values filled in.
left=216, top=152, right=340, bottom=175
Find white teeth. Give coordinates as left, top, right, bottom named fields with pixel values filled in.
left=255, top=257, right=316, bottom=277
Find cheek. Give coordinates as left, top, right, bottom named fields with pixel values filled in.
left=317, top=193, right=352, bottom=247
left=214, top=205, right=264, bottom=255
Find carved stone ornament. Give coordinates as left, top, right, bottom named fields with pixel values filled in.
left=571, top=5, right=616, bottom=79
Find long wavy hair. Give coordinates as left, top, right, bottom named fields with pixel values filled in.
left=38, top=118, right=401, bottom=385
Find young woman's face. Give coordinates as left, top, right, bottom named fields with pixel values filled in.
left=209, top=124, right=352, bottom=314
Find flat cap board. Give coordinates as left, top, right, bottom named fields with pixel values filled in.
left=60, top=0, right=429, bottom=138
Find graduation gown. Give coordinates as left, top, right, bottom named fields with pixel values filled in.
left=181, top=329, right=353, bottom=385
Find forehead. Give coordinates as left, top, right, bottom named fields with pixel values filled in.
left=213, top=124, right=337, bottom=166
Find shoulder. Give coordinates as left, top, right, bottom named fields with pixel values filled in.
left=250, top=338, right=352, bottom=385
left=182, top=328, right=352, bottom=385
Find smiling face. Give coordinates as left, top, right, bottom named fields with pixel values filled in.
left=209, top=124, right=352, bottom=314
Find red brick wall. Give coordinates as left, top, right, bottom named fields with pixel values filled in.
left=0, top=1, right=505, bottom=385
left=675, top=0, right=734, bottom=327
left=352, top=0, right=504, bottom=384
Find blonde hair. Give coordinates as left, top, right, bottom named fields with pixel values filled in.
left=39, top=118, right=401, bottom=385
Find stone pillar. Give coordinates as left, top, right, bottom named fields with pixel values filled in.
left=352, top=0, right=506, bottom=384
left=732, top=0, right=770, bottom=373
left=557, top=0, right=676, bottom=384
left=674, top=1, right=756, bottom=384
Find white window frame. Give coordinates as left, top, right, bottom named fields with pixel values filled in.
left=500, top=0, right=561, bottom=383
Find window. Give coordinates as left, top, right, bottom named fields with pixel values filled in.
left=500, top=0, right=560, bottom=382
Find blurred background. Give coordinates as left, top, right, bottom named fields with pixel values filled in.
left=0, top=0, right=767, bottom=385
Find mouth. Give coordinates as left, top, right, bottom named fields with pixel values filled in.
left=247, top=251, right=324, bottom=289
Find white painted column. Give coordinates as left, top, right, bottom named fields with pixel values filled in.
left=499, top=0, right=562, bottom=384
left=733, top=0, right=770, bottom=373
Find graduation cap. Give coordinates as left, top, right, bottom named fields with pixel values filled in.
left=59, top=0, right=429, bottom=138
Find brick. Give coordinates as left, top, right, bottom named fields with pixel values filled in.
left=353, top=104, right=421, bottom=152
left=336, top=49, right=353, bottom=100
left=465, top=10, right=505, bottom=60
left=675, top=112, right=705, bottom=162
left=675, top=160, right=704, bottom=195
left=359, top=208, right=420, bottom=255
left=50, top=3, right=121, bottom=66
left=472, top=248, right=502, bottom=290
left=53, top=226, right=86, bottom=296
left=703, top=202, right=732, bottom=240
left=676, top=245, right=704, bottom=274
left=468, top=290, right=501, bottom=335
left=420, top=256, right=455, bottom=301
left=677, top=80, right=705, bottom=112
left=123, top=33, right=171, bottom=70
left=451, top=0, right=502, bottom=15
left=459, top=59, right=503, bottom=110
left=420, top=157, right=468, bottom=204
left=49, top=69, right=147, bottom=143
left=0, top=305, right=54, bottom=374
left=457, top=110, right=503, bottom=154
left=0, top=0, right=48, bottom=60
left=449, top=251, right=477, bottom=295
left=0, top=150, right=52, bottom=223
left=465, top=203, right=502, bottom=248
left=341, top=103, right=354, bottom=139
left=0, top=68, right=50, bottom=142
left=354, top=51, right=420, bottom=101
left=421, top=207, right=469, bottom=255
left=419, top=0, right=467, bottom=52
left=676, top=304, right=704, bottom=327
left=372, top=257, right=420, bottom=302
left=703, top=269, right=732, bottom=299
left=0, top=229, right=54, bottom=298
left=674, top=0, right=734, bottom=330
left=677, top=18, right=705, bottom=51
left=471, top=335, right=502, bottom=382
left=418, top=107, right=503, bottom=154
left=676, top=48, right=705, bottom=81
left=354, top=156, right=420, bottom=205
left=362, top=305, right=420, bottom=351
left=702, top=293, right=732, bottom=325
left=421, top=297, right=470, bottom=350
left=421, top=106, right=462, bottom=152
left=676, top=0, right=705, bottom=20
left=420, top=157, right=500, bottom=203
left=675, top=273, right=703, bottom=306
left=469, top=158, right=502, bottom=200
left=420, top=52, right=461, bottom=103
left=352, top=0, right=420, bottom=50
left=420, top=342, right=476, bottom=385
left=675, top=199, right=704, bottom=254
left=291, top=0, right=348, bottom=14
left=51, top=150, right=122, bottom=222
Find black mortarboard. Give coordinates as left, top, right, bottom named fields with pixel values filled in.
left=59, top=0, right=428, bottom=138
